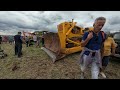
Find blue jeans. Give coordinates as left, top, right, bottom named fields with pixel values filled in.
left=102, top=56, right=110, bottom=67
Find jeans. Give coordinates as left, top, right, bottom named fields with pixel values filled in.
left=15, top=43, right=22, bottom=57
left=102, top=56, right=110, bottom=67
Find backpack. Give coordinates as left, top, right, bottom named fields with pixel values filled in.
left=99, top=31, right=106, bottom=53
left=87, top=31, right=106, bottom=50
left=89, top=31, right=106, bottom=43
left=100, top=31, right=106, bottom=42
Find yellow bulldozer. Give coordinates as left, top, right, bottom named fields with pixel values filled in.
left=41, top=19, right=93, bottom=63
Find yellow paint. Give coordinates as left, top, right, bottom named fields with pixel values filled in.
left=57, top=20, right=93, bottom=54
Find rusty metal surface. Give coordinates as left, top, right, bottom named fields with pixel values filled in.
left=44, top=32, right=61, bottom=54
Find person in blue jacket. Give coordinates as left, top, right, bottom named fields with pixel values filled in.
left=80, top=17, right=106, bottom=79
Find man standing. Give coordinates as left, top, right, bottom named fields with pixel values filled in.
left=37, top=35, right=41, bottom=47
left=33, top=33, right=37, bottom=47
left=14, top=32, right=23, bottom=58
left=41, top=32, right=45, bottom=47
left=80, top=17, right=106, bottom=79
left=25, top=36, right=29, bottom=47
left=0, top=35, right=2, bottom=44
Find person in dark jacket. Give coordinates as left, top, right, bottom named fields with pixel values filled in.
left=14, top=32, right=23, bottom=58
left=41, top=32, right=45, bottom=47
left=0, top=35, right=2, bottom=44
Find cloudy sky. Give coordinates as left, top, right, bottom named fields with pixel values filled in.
left=0, top=11, right=120, bottom=35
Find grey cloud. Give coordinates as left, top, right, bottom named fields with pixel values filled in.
left=0, top=11, right=120, bottom=35
left=108, top=16, right=120, bottom=25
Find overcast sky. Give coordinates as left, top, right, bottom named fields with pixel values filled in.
left=0, top=11, right=120, bottom=35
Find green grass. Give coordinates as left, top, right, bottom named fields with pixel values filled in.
left=0, top=43, right=120, bottom=79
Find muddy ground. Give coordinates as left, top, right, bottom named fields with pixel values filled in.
left=0, top=43, right=120, bottom=79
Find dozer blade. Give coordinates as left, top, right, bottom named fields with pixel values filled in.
left=41, top=47, right=56, bottom=63
left=41, top=47, right=66, bottom=63
left=42, top=32, right=66, bottom=62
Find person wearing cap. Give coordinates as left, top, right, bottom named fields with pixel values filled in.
left=0, top=35, right=2, bottom=44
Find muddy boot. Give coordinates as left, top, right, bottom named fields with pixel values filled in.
left=99, top=67, right=106, bottom=79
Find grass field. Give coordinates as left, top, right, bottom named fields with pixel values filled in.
left=0, top=43, right=120, bottom=79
